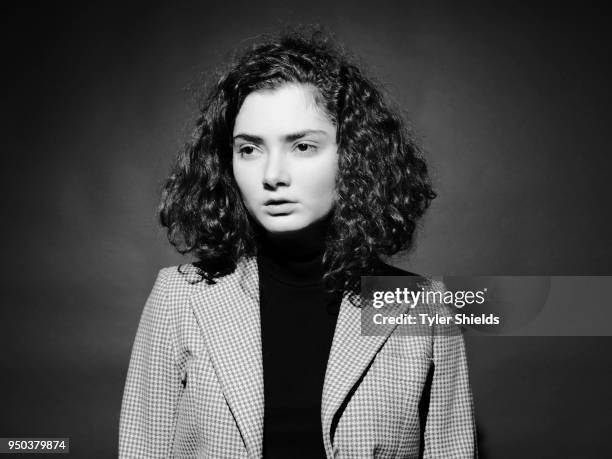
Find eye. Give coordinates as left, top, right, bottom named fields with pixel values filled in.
left=295, top=143, right=317, bottom=153
left=237, top=145, right=256, bottom=157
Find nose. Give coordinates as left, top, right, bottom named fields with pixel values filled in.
left=262, top=151, right=290, bottom=189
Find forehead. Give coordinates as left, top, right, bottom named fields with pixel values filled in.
left=233, top=83, right=335, bottom=136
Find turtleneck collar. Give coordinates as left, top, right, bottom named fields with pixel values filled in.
left=257, top=216, right=330, bottom=287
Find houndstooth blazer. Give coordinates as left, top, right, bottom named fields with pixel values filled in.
left=119, top=257, right=477, bottom=458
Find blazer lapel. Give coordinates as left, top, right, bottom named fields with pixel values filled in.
left=321, top=286, right=408, bottom=457
left=189, top=257, right=264, bottom=458
left=188, top=257, right=408, bottom=459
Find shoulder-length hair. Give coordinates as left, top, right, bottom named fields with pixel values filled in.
left=159, top=27, right=436, bottom=292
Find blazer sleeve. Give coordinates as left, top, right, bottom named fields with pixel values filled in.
left=119, top=268, right=184, bottom=458
left=422, top=287, right=478, bottom=458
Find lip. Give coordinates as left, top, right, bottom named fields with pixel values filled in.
left=264, top=199, right=296, bottom=205
left=263, top=201, right=297, bottom=214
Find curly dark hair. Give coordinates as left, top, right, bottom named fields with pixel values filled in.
left=159, top=26, right=436, bottom=292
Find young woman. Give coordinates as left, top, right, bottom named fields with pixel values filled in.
left=119, top=29, right=477, bottom=458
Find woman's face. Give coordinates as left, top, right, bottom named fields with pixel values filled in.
left=232, top=83, right=338, bottom=235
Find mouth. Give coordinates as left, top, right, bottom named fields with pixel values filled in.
left=264, top=199, right=295, bottom=206
left=263, top=199, right=297, bottom=215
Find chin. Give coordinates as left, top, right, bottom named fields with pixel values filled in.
left=260, top=215, right=309, bottom=234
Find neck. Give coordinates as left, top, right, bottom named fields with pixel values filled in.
left=262, top=217, right=329, bottom=260
left=257, top=217, right=330, bottom=286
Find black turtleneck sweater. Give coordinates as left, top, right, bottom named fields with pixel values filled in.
left=257, top=227, right=341, bottom=458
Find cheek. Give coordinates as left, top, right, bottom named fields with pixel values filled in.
left=232, top=166, right=255, bottom=201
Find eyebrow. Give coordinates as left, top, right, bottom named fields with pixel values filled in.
left=232, top=129, right=329, bottom=144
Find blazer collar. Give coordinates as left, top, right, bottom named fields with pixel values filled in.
left=189, top=257, right=403, bottom=458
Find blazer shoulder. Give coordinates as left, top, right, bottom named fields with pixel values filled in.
left=159, top=263, right=203, bottom=283
left=154, top=263, right=212, bottom=298
left=157, top=261, right=248, bottom=297
left=377, top=262, right=450, bottom=310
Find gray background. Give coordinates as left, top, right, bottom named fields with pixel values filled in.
left=2, top=1, right=611, bottom=457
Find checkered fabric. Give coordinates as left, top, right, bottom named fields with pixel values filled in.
left=119, top=257, right=477, bottom=458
